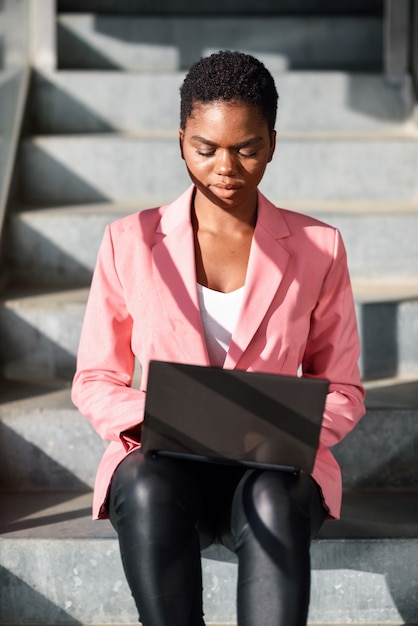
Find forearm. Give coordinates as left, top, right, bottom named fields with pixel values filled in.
left=72, top=370, right=146, bottom=449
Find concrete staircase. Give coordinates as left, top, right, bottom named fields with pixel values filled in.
left=1, top=1, right=418, bottom=623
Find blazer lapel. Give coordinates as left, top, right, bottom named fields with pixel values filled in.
left=224, top=192, right=291, bottom=369
left=152, top=187, right=210, bottom=364
left=151, top=187, right=290, bottom=368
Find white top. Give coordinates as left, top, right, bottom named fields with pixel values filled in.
left=197, top=283, right=245, bottom=367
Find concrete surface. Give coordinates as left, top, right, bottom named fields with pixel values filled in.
left=56, top=14, right=382, bottom=72
left=31, top=71, right=416, bottom=134
left=18, top=135, right=418, bottom=206
left=1, top=490, right=418, bottom=624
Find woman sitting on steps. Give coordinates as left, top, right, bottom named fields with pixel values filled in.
left=72, top=50, right=365, bottom=626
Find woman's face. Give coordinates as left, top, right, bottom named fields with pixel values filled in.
left=179, top=100, right=276, bottom=212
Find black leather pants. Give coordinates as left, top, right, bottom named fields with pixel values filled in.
left=108, top=449, right=327, bottom=626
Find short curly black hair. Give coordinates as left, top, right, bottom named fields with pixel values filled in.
left=180, top=50, right=278, bottom=132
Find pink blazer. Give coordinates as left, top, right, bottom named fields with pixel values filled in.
left=72, top=186, right=365, bottom=520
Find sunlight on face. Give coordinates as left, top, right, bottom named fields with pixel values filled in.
left=179, top=100, right=276, bottom=213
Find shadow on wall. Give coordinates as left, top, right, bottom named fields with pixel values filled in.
left=18, top=141, right=110, bottom=207
left=0, top=490, right=92, bottom=533
left=5, top=216, right=107, bottom=285
left=0, top=566, right=83, bottom=625
left=57, top=12, right=384, bottom=72
left=332, top=405, right=418, bottom=489
left=360, top=301, right=399, bottom=380
left=358, top=297, right=418, bottom=380
left=0, top=299, right=81, bottom=379
left=54, top=13, right=416, bottom=126
left=17, top=133, right=189, bottom=206
left=0, top=422, right=97, bottom=492
left=0, top=378, right=108, bottom=491
left=347, top=73, right=415, bottom=122
left=28, top=71, right=115, bottom=134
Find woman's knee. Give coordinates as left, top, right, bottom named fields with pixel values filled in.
left=231, top=470, right=325, bottom=547
left=109, top=451, right=202, bottom=526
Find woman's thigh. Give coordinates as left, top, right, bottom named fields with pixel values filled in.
left=109, top=450, right=202, bottom=526
left=107, top=451, right=211, bottom=626
left=108, top=451, right=245, bottom=547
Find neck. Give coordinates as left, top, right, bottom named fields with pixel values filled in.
left=192, top=190, right=257, bottom=234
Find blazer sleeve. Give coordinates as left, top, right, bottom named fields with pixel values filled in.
left=71, top=224, right=145, bottom=451
left=302, top=228, right=365, bottom=449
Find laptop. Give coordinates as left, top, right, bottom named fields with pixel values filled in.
left=141, top=360, right=329, bottom=474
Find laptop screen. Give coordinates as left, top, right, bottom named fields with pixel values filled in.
left=142, top=361, right=328, bottom=473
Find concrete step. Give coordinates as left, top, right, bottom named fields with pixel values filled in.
left=18, top=134, right=418, bottom=206
left=56, top=14, right=383, bottom=71
left=0, top=376, right=417, bottom=491
left=30, top=70, right=417, bottom=135
left=1, top=285, right=418, bottom=380
left=0, top=288, right=86, bottom=380
left=0, top=379, right=105, bottom=491
left=334, top=399, right=418, bottom=489
left=0, top=489, right=417, bottom=624
left=5, top=203, right=133, bottom=286
left=5, top=201, right=418, bottom=285
left=354, top=284, right=418, bottom=380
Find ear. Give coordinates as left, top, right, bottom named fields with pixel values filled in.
left=178, top=129, right=185, bottom=160
left=268, top=130, right=277, bottom=163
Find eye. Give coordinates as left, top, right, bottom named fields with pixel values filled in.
left=238, top=150, right=257, bottom=158
left=197, top=149, right=216, bottom=157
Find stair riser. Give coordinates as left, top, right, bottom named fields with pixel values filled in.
left=1, top=296, right=418, bottom=380
left=6, top=210, right=126, bottom=286
left=0, top=408, right=106, bottom=491
left=31, top=71, right=415, bottom=134
left=0, top=296, right=84, bottom=380
left=57, top=15, right=382, bottom=71
left=333, top=408, right=418, bottom=488
left=357, top=299, right=418, bottom=380
left=0, top=537, right=416, bottom=623
left=19, top=137, right=418, bottom=205
left=6, top=209, right=418, bottom=284
left=333, top=213, right=418, bottom=281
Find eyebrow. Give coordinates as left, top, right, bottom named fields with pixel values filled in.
left=190, top=135, right=264, bottom=149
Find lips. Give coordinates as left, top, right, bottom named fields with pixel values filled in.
left=211, top=184, right=242, bottom=199
left=212, top=183, right=241, bottom=191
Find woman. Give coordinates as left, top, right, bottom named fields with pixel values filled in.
left=72, top=50, right=365, bottom=626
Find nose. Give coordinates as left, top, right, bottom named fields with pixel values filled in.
left=214, top=149, right=237, bottom=176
